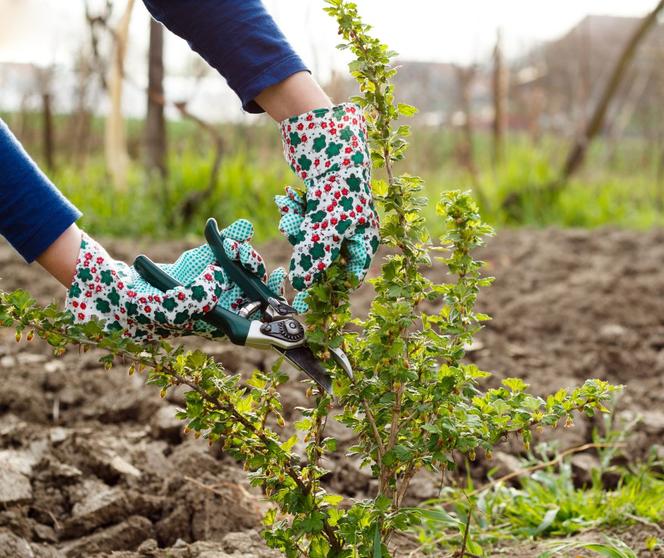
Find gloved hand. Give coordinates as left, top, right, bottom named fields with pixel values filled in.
left=275, top=103, right=380, bottom=310
left=65, top=219, right=286, bottom=340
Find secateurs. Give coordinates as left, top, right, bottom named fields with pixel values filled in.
left=132, top=218, right=352, bottom=394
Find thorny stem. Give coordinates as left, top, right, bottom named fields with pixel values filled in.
left=458, top=504, right=473, bottom=558
left=394, top=463, right=416, bottom=509
left=20, top=313, right=348, bottom=552
left=363, top=398, right=385, bottom=466
left=347, top=12, right=416, bottom=515
left=306, top=400, right=327, bottom=493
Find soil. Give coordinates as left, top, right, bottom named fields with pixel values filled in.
left=1, top=227, right=663, bottom=557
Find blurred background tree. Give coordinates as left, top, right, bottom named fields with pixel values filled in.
left=2, top=0, right=664, bottom=238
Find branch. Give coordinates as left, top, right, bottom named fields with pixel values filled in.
left=468, top=442, right=624, bottom=498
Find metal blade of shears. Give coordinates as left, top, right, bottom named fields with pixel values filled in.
left=278, top=346, right=333, bottom=394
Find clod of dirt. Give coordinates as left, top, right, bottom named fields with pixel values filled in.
left=60, top=515, right=153, bottom=556
left=55, top=434, right=142, bottom=484
left=0, top=529, right=34, bottom=558
left=570, top=452, right=601, bottom=486
left=167, top=440, right=224, bottom=478
left=490, top=451, right=523, bottom=479
left=61, top=479, right=131, bottom=538
left=0, top=461, right=32, bottom=505
left=86, top=383, right=162, bottom=424
left=327, top=458, right=374, bottom=498
left=188, top=477, right=262, bottom=542
left=637, top=409, right=664, bottom=434
left=36, top=455, right=83, bottom=482
left=150, top=405, right=184, bottom=443
left=220, top=530, right=282, bottom=557
left=155, top=501, right=191, bottom=547
left=201, top=344, right=264, bottom=375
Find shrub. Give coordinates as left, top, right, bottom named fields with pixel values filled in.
left=0, top=2, right=620, bottom=556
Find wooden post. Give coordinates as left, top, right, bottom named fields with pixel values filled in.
left=145, top=18, right=167, bottom=178
left=492, top=29, right=508, bottom=166
left=105, top=0, right=135, bottom=191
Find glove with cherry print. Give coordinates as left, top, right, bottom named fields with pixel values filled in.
left=274, top=103, right=380, bottom=310
left=64, top=219, right=286, bottom=340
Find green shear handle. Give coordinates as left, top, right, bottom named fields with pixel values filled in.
left=132, top=255, right=251, bottom=346
left=204, top=218, right=296, bottom=318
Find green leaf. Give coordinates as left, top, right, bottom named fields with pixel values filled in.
left=532, top=507, right=559, bottom=536
left=502, top=377, right=528, bottom=393
left=373, top=522, right=382, bottom=558
left=466, top=539, right=484, bottom=557
left=281, top=435, right=298, bottom=452
left=397, top=103, right=418, bottom=117
left=322, top=494, right=343, bottom=506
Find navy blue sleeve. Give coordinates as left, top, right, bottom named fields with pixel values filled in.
left=142, top=0, right=309, bottom=113
left=0, top=119, right=81, bottom=263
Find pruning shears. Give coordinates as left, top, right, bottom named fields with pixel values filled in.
left=133, top=218, right=352, bottom=394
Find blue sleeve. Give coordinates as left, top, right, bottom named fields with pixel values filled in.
left=142, top=0, right=309, bottom=113
left=0, top=119, right=81, bottom=263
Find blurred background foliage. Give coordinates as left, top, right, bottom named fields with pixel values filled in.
left=4, top=112, right=664, bottom=242
left=3, top=2, right=664, bottom=241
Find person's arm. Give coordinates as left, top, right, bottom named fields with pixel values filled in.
left=254, top=71, right=332, bottom=122
left=0, top=119, right=81, bottom=284
left=141, top=0, right=332, bottom=120
left=141, top=1, right=378, bottom=300
left=35, top=224, right=81, bottom=287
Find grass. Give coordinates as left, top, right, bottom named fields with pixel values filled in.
left=408, top=446, right=664, bottom=557
left=417, top=139, right=664, bottom=234
left=52, top=149, right=291, bottom=243
left=537, top=538, right=640, bottom=558
left=6, top=112, right=664, bottom=241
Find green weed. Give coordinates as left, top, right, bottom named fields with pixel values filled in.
left=6, top=109, right=664, bottom=239
left=52, top=150, right=289, bottom=242
left=411, top=445, right=664, bottom=556
left=537, top=537, right=638, bottom=558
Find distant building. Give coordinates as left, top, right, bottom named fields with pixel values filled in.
left=325, top=60, right=493, bottom=129
left=512, top=15, right=664, bottom=136
left=324, top=14, right=664, bottom=139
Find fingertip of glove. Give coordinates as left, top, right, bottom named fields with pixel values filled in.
left=285, top=186, right=304, bottom=203
left=292, top=291, right=309, bottom=314
left=267, top=266, right=287, bottom=295
left=222, top=218, right=255, bottom=241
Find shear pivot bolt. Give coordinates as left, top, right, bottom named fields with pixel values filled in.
left=285, top=320, right=301, bottom=334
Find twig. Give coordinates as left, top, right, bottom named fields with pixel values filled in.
left=362, top=398, right=385, bottom=464
left=394, top=463, right=417, bottom=508
left=183, top=475, right=240, bottom=498
left=468, top=442, right=624, bottom=497
left=624, top=513, right=663, bottom=533
left=455, top=492, right=473, bottom=558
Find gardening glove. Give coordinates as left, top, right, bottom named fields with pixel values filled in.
left=64, top=219, right=286, bottom=340
left=275, top=102, right=380, bottom=312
